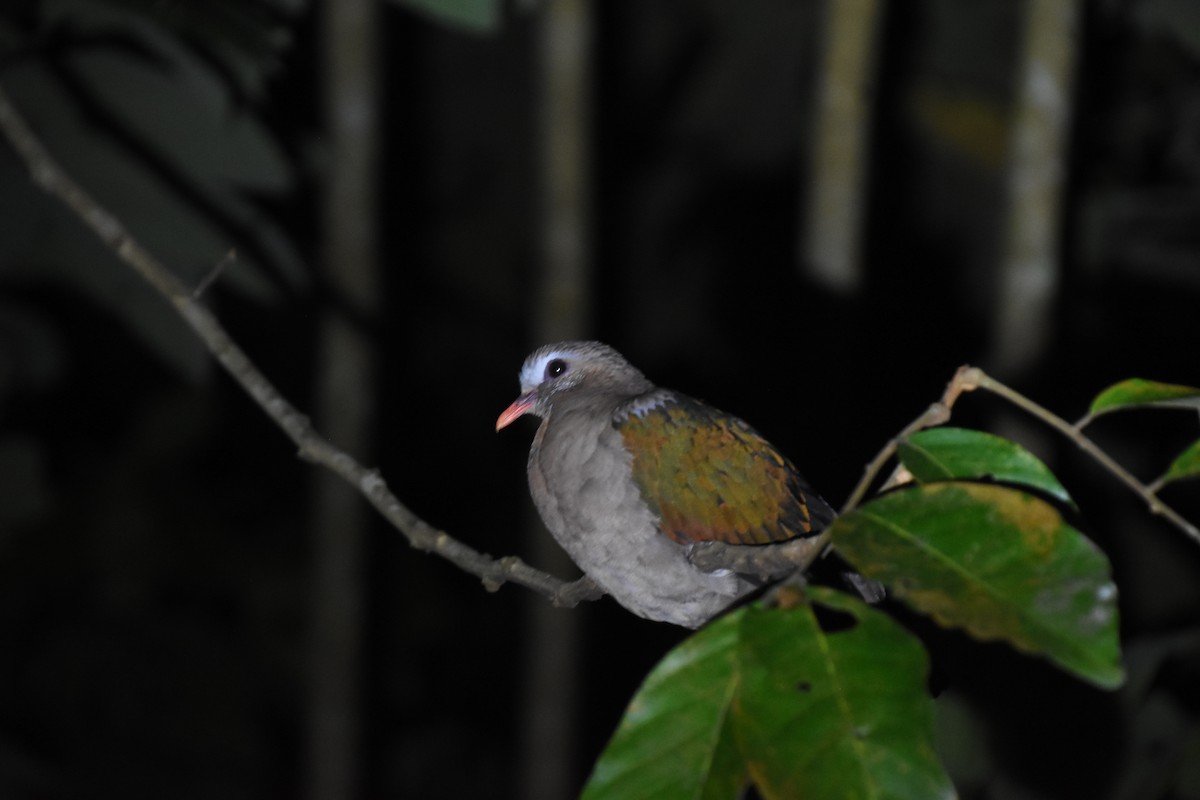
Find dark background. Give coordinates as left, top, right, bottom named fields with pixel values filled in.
left=1, top=1, right=1200, bottom=798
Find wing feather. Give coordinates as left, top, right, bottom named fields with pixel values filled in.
left=617, top=393, right=833, bottom=546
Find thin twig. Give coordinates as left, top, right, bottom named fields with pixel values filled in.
left=839, top=365, right=974, bottom=514
left=0, top=83, right=605, bottom=608
left=193, top=248, right=237, bottom=298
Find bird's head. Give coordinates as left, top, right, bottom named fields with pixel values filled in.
left=496, top=341, right=653, bottom=430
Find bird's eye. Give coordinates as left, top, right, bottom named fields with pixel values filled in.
left=545, top=358, right=568, bottom=379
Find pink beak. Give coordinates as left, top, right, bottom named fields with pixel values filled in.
left=496, top=391, right=537, bottom=431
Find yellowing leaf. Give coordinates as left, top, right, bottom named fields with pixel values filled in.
left=832, top=483, right=1123, bottom=689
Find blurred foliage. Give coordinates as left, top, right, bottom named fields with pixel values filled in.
left=0, top=0, right=305, bottom=380
left=393, top=0, right=503, bottom=34
left=907, top=87, right=1009, bottom=169
left=49, top=0, right=303, bottom=98
left=0, top=4, right=308, bottom=788
left=1075, top=0, right=1200, bottom=294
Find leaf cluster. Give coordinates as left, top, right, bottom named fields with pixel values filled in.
left=583, top=379, right=1200, bottom=799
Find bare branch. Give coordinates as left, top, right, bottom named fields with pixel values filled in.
left=0, top=82, right=601, bottom=606
left=839, top=366, right=970, bottom=514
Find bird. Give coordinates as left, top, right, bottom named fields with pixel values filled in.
left=496, top=340, right=837, bottom=628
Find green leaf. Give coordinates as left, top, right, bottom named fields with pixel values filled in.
left=395, top=0, right=502, bottom=32
left=736, top=590, right=955, bottom=800
left=1086, top=378, right=1200, bottom=418
left=899, top=427, right=1073, bottom=506
left=1157, top=439, right=1200, bottom=487
left=581, top=612, right=746, bottom=800
left=583, top=594, right=957, bottom=800
left=832, top=483, right=1124, bottom=689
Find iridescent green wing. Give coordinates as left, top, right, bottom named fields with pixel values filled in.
left=617, top=393, right=833, bottom=546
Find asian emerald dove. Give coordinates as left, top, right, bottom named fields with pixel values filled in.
left=496, top=341, right=837, bottom=628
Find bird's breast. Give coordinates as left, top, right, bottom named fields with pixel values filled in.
left=527, top=408, right=747, bottom=627
left=529, top=408, right=646, bottom=547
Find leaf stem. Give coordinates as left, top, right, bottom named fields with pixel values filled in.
left=840, top=366, right=971, bottom=514
left=967, top=369, right=1200, bottom=547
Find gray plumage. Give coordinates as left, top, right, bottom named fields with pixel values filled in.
left=497, top=341, right=832, bottom=628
